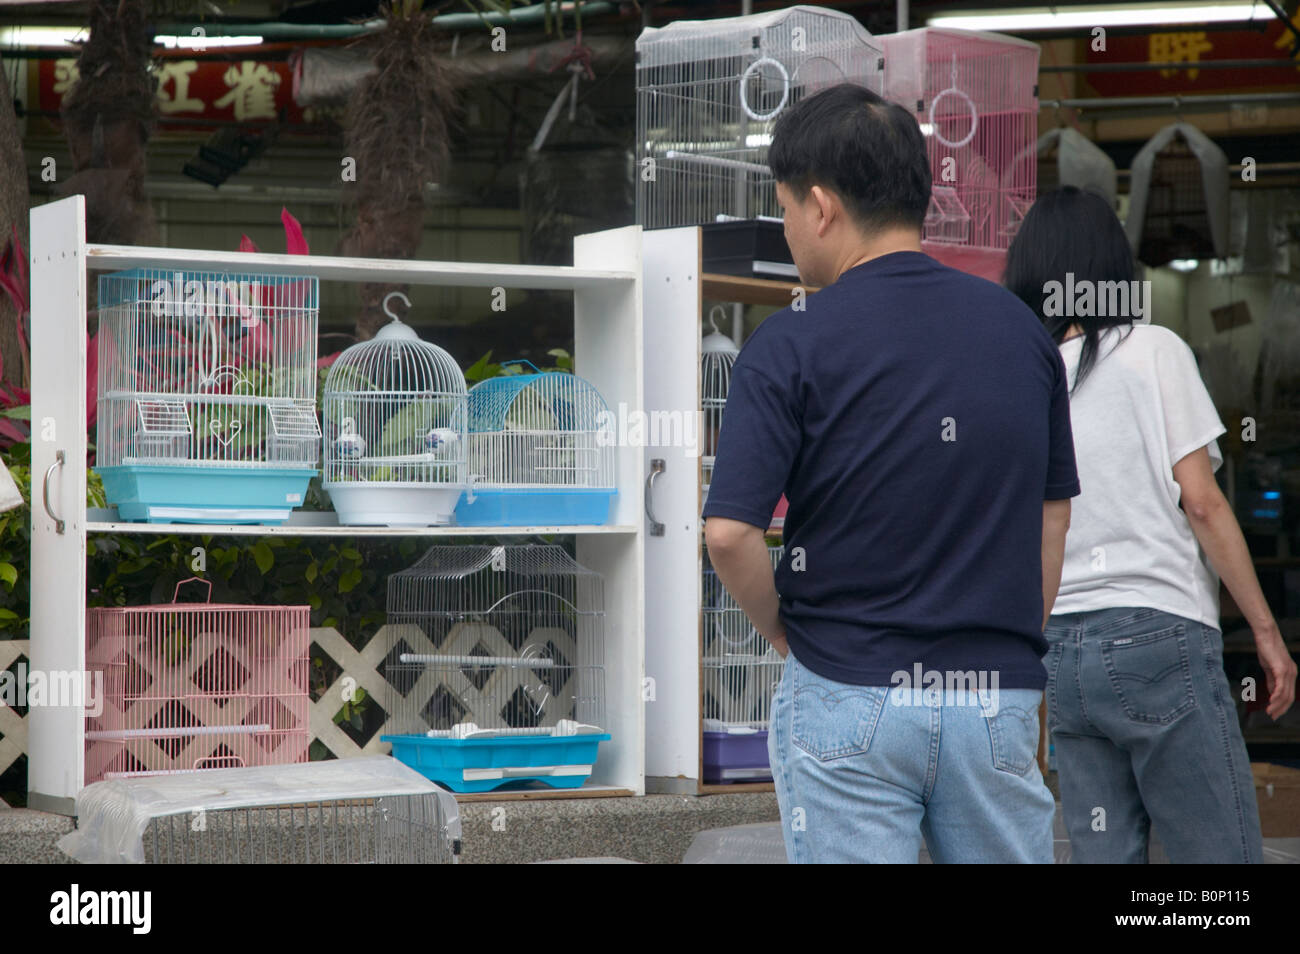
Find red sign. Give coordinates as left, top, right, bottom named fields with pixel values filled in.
left=1084, top=18, right=1300, bottom=95
left=35, top=56, right=307, bottom=128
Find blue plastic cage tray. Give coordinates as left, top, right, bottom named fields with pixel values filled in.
left=383, top=733, right=611, bottom=793
left=454, top=488, right=616, bottom=527
left=98, top=463, right=316, bottom=525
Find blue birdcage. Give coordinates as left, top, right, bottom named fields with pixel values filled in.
left=456, top=364, right=617, bottom=527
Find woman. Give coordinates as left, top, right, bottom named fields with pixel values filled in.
left=1005, top=185, right=1296, bottom=863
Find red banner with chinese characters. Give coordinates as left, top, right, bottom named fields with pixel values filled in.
left=1083, top=19, right=1300, bottom=95
left=35, top=57, right=307, bottom=128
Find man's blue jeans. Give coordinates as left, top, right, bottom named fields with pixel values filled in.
left=768, top=651, right=1056, bottom=863
left=1044, top=607, right=1263, bottom=863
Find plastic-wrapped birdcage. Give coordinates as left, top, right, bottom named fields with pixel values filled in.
left=84, top=579, right=309, bottom=784
left=702, top=544, right=784, bottom=783
left=636, top=5, right=884, bottom=230
left=881, top=28, right=1040, bottom=256
left=701, top=308, right=738, bottom=494
left=457, top=363, right=617, bottom=526
left=381, top=545, right=608, bottom=793
left=95, top=268, right=321, bottom=524
left=322, top=293, right=468, bottom=527
left=59, top=756, right=461, bottom=864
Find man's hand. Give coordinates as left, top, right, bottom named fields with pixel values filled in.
left=704, top=516, right=786, bottom=655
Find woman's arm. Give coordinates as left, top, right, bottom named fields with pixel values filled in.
left=1173, top=446, right=1297, bottom=719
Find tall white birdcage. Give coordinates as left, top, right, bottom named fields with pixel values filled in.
left=322, top=292, right=468, bottom=527
left=701, top=306, right=739, bottom=493
left=880, top=28, right=1040, bottom=252
left=95, top=268, right=322, bottom=524
left=702, top=543, right=784, bottom=783
left=636, top=5, right=884, bottom=230
left=457, top=363, right=617, bottom=526
left=381, top=544, right=608, bottom=793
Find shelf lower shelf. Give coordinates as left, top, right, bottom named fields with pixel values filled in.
left=85, top=508, right=638, bottom=537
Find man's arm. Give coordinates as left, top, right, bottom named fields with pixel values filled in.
left=1174, top=446, right=1296, bottom=719
left=704, top=516, right=788, bottom=658
left=1041, top=499, right=1071, bottom=630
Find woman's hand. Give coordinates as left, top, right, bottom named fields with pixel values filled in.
left=1254, top=625, right=1297, bottom=720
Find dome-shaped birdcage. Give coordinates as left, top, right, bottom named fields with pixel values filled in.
left=457, top=362, right=617, bottom=526
left=322, top=293, right=468, bottom=526
left=701, top=307, right=739, bottom=491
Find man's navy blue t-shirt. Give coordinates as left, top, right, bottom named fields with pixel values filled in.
left=701, top=250, right=1080, bottom=690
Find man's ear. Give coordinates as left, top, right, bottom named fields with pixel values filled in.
left=809, top=184, right=838, bottom=237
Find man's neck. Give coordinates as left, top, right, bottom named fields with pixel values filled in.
left=834, top=228, right=924, bottom=281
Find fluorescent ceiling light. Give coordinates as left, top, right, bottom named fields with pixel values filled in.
left=1167, top=258, right=1200, bottom=272
left=0, top=25, right=261, bottom=49
left=929, top=3, right=1265, bottom=31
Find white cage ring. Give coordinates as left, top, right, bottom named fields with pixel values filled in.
left=930, top=84, right=977, bottom=149
left=739, top=56, right=790, bottom=122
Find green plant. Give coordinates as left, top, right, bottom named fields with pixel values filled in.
left=464, top=348, right=573, bottom=383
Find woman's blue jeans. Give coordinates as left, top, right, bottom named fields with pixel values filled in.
left=1044, top=606, right=1263, bottom=863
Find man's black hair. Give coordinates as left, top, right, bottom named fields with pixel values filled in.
left=768, top=83, right=932, bottom=233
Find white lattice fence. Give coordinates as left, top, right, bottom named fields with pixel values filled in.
left=0, top=640, right=29, bottom=806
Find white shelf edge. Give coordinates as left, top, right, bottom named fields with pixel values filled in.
left=84, top=243, right=636, bottom=290
left=85, top=520, right=640, bottom=537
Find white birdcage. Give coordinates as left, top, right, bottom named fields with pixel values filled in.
left=636, top=5, right=884, bottom=230
left=881, top=28, right=1040, bottom=253
left=457, top=363, right=617, bottom=526
left=322, top=292, right=468, bottom=527
left=95, top=268, right=321, bottom=524
left=702, top=543, right=784, bottom=783
left=381, top=544, right=608, bottom=793
left=59, top=756, right=461, bottom=864
left=701, top=306, right=739, bottom=493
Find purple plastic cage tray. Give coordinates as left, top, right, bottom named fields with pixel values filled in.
left=703, top=730, right=772, bottom=784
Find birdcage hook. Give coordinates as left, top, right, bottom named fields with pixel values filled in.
left=383, top=291, right=412, bottom=324
left=929, top=53, right=978, bottom=150
left=172, top=576, right=214, bottom=603
left=706, top=305, right=728, bottom=335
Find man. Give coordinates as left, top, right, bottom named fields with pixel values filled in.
left=702, top=84, right=1078, bottom=864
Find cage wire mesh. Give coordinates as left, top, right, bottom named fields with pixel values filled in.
left=96, top=269, right=321, bottom=470
left=701, top=308, right=739, bottom=491
left=85, top=581, right=310, bottom=783
left=466, top=370, right=615, bottom=491
left=702, top=543, right=785, bottom=730
left=1125, top=122, right=1230, bottom=268
left=322, top=295, right=468, bottom=526
left=142, top=794, right=456, bottom=864
left=880, top=28, right=1040, bottom=251
left=384, top=544, right=606, bottom=737
left=636, top=5, right=884, bottom=229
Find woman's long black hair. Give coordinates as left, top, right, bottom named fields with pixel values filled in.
left=1004, top=186, right=1138, bottom=392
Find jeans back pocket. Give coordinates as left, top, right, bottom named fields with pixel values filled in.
left=985, top=700, right=1041, bottom=776
left=790, top=661, right=888, bottom=762
left=1100, top=624, right=1196, bottom=725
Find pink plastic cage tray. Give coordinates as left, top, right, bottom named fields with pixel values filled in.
left=85, top=578, right=310, bottom=784
left=881, top=27, right=1040, bottom=281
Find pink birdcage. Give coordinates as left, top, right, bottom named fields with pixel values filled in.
left=881, top=28, right=1040, bottom=281
left=85, top=578, right=310, bottom=783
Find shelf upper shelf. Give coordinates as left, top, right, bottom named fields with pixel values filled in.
left=702, top=272, right=820, bottom=308
left=85, top=243, right=637, bottom=290
left=85, top=509, right=639, bottom=537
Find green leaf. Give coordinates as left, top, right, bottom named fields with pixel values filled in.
left=0, top=563, right=16, bottom=586
left=0, top=406, right=31, bottom=420
left=305, top=561, right=318, bottom=583
left=0, top=608, right=19, bottom=619
left=252, top=540, right=274, bottom=574
left=338, top=568, right=362, bottom=593
left=340, top=547, right=362, bottom=562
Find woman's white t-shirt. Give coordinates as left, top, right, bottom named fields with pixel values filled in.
left=1052, top=324, right=1226, bottom=628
